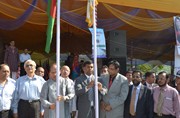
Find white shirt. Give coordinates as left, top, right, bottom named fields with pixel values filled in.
left=0, top=78, right=16, bottom=111
left=146, top=82, right=153, bottom=89
left=129, top=81, right=133, bottom=85
left=19, top=53, right=31, bottom=63
left=146, top=82, right=158, bottom=90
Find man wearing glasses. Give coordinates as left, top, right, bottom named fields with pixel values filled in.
left=12, top=59, right=45, bottom=118
left=124, top=70, right=153, bottom=118
left=153, top=71, right=180, bottom=118
left=100, top=60, right=129, bottom=118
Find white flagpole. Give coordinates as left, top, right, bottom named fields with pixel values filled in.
left=56, top=0, right=61, bottom=117
left=92, top=0, right=99, bottom=117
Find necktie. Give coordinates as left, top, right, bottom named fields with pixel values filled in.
left=130, top=87, right=137, bottom=116
left=157, top=88, right=164, bottom=115
left=108, top=77, right=113, bottom=89
left=87, top=77, right=94, bottom=102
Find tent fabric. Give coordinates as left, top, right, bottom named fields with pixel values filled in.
left=92, top=0, right=180, bottom=14
left=0, top=0, right=178, bottom=61
left=103, top=3, right=173, bottom=31
left=0, top=0, right=37, bottom=30
left=0, top=1, right=177, bottom=31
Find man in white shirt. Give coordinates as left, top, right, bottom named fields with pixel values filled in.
left=19, top=49, right=31, bottom=76
left=0, top=64, right=16, bottom=118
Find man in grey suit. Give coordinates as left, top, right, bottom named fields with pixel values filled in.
left=100, top=60, right=129, bottom=118
left=75, top=60, right=107, bottom=118
left=40, top=64, right=75, bottom=118
left=124, top=70, right=154, bottom=118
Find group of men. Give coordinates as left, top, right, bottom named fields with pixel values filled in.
left=74, top=60, right=180, bottom=118
left=125, top=71, right=180, bottom=118
left=0, top=58, right=180, bottom=118
left=0, top=59, right=74, bottom=118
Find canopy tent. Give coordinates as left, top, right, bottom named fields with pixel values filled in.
left=0, top=0, right=179, bottom=61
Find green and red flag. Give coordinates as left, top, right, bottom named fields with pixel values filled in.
left=45, top=0, right=57, bottom=53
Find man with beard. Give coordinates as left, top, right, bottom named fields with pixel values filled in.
left=124, top=70, right=153, bottom=118
left=153, top=71, right=180, bottom=118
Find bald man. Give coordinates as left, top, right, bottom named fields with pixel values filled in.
left=60, top=65, right=76, bottom=118
left=40, top=64, right=75, bottom=118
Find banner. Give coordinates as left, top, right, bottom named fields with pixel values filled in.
left=173, top=16, right=180, bottom=45
left=173, top=16, right=180, bottom=75
left=89, top=28, right=106, bottom=58
left=174, top=46, right=180, bottom=75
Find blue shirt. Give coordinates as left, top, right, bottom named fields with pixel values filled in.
left=12, top=75, right=45, bottom=113
left=19, top=53, right=31, bottom=63
left=0, top=78, right=16, bottom=111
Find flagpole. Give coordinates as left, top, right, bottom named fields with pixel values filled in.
left=92, top=0, right=99, bottom=117
left=56, top=0, right=61, bottom=117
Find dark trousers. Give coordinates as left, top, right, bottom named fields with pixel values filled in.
left=20, top=63, right=26, bottom=76
left=129, top=115, right=136, bottom=118
left=84, top=107, right=95, bottom=118
left=154, top=113, right=176, bottom=118
left=18, top=99, right=40, bottom=118
left=0, top=110, right=12, bottom=118
left=86, top=107, right=95, bottom=118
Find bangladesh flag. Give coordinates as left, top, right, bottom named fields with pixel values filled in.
left=45, top=0, right=57, bottom=53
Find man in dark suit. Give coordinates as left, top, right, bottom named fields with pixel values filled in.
left=144, top=71, right=157, bottom=90
left=75, top=60, right=107, bottom=118
left=124, top=70, right=154, bottom=118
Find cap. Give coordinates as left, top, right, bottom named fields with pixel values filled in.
left=176, top=70, right=180, bottom=78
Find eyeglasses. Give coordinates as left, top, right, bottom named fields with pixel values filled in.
left=133, top=76, right=140, bottom=78
left=26, top=64, right=34, bottom=67
left=158, top=78, right=166, bottom=81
